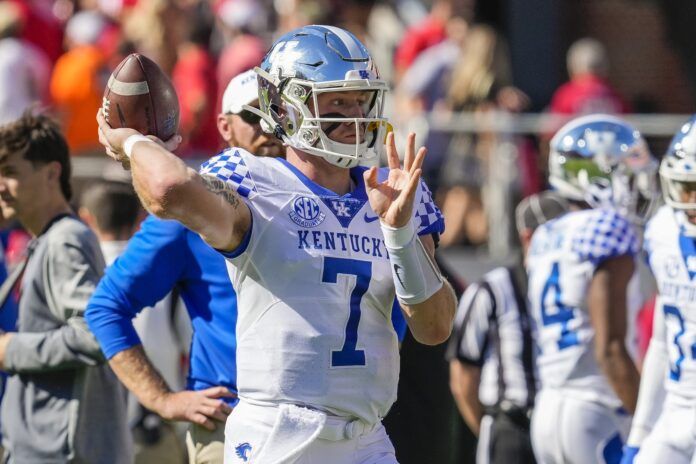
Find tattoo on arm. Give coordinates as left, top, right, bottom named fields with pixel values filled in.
left=202, top=176, right=241, bottom=209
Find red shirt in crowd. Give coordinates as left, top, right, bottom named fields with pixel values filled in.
left=173, top=44, right=219, bottom=157
left=549, top=73, right=630, bottom=115
left=12, top=0, right=63, bottom=65
left=216, top=34, right=266, bottom=111
left=394, top=16, right=447, bottom=75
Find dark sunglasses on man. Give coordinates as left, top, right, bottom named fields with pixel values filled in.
left=238, top=108, right=262, bottom=125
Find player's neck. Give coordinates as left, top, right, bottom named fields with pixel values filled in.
left=286, top=149, right=353, bottom=195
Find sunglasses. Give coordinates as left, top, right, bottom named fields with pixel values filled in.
left=238, top=109, right=262, bottom=125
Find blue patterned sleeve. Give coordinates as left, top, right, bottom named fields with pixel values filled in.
left=572, top=209, right=639, bottom=265
left=414, top=179, right=445, bottom=236
left=199, top=149, right=258, bottom=198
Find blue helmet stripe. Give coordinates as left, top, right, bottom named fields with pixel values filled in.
left=322, top=25, right=366, bottom=67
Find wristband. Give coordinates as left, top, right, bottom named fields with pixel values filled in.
left=380, top=220, right=416, bottom=249
left=123, top=134, right=153, bottom=159
left=381, top=220, right=443, bottom=305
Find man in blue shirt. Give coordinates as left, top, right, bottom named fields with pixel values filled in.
left=86, top=70, right=285, bottom=463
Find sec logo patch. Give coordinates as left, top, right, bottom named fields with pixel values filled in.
left=289, top=196, right=326, bottom=228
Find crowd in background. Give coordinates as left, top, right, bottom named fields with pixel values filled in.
left=0, top=0, right=635, bottom=250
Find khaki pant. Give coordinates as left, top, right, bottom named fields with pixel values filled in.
left=186, top=422, right=225, bottom=464
left=134, top=422, right=186, bottom=464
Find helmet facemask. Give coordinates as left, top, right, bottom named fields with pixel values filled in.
left=256, top=67, right=390, bottom=168
left=658, top=115, right=696, bottom=235
left=252, top=25, right=393, bottom=169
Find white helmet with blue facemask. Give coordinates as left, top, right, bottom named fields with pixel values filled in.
left=548, top=114, right=659, bottom=223
left=247, top=25, right=390, bottom=169
left=660, top=115, right=696, bottom=235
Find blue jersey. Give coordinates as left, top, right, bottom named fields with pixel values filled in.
left=86, top=215, right=238, bottom=403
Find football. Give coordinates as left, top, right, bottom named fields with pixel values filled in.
left=102, top=53, right=179, bottom=141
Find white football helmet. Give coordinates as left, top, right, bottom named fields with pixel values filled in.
left=248, top=25, right=390, bottom=168
left=660, top=115, right=696, bottom=235
left=548, top=114, right=658, bottom=223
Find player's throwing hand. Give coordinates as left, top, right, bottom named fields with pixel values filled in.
left=96, top=109, right=182, bottom=167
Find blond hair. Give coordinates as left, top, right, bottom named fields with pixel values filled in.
left=446, top=24, right=512, bottom=110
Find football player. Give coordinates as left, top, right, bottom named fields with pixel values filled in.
left=622, top=115, right=696, bottom=464
left=526, top=115, right=658, bottom=464
left=96, top=25, right=456, bottom=464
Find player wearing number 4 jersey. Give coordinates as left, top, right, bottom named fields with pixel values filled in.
left=96, top=25, right=456, bottom=464
left=526, top=115, right=658, bottom=464
left=622, top=115, right=696, bottom=464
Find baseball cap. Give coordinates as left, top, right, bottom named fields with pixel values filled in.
left=222, top=69, right=259, bottom=114
left=515, top=190, right=569, bottom=234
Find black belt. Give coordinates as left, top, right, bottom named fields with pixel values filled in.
left=485, top=400, right=532, bottom=429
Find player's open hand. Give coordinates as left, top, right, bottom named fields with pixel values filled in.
left=157, top=387, right=236, bottom=430
left=364, top=132, right=425, bottom=228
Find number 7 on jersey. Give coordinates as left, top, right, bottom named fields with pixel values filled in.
left=322, top=257, right=372, bottom=367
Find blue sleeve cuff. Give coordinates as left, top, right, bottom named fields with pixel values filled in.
left=620, top=446, right=639, bottom=464
left=418, top=218, right=445, bottom=237
left=390, top=298, right=407, bottom=342
left=217, top=214, right=254, bottom=260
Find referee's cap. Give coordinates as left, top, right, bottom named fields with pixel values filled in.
left=515, top=191, right=568, bottom=234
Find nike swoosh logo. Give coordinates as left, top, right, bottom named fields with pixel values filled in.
left=394, top=264, right=405, bottom=287
left=364, top=213, right=379, bottom=223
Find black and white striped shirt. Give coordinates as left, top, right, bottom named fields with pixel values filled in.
left=446, top=266, right=537, bottom=409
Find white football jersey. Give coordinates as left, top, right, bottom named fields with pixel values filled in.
left=526, top=208, right=639, bottom=407
left=199, top=148, right=444, bottom=425
left=644, top=205, right=696, bottom=401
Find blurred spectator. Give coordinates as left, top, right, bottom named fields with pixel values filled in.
left=549, top=38, right=629, bottom=116
left=366, top=2, right=407, bottom=84
left=393, top=12, right=468, bottom=166
left=437, top=25, right=528, bottom=247
left=0, top=1, right=50, bottom=125
left=335, top=0, right=377, bottom=42
left=539, top=38, right=630, bottom=182
left=173, top=3, right=220, bottom=157
left=79, top=180, right=190, bottom=464
left=215, top=0, right=267, bottom=121
left=393, top=0, right=474, bottom=82
left=50, top=9, right=110, bottom=155
left=0, top=111, right=132, bottom=463
left=218, top=69, right=284, bottom=157
left=78, top=180, right=141, bottom=261
left=274, top=0, right=332, bottom=34
left=10, top=0, right=64, bottom=65
left=122, top=0, right=187, bottom=74
left=397, top=14, right=468, bottom=116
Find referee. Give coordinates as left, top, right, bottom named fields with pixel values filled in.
left=447, top=191, right=568, bottom=464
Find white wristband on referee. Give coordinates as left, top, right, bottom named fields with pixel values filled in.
left=123, top=134, right=153, bottom=159
left=381, top=220, right=443, bottom=305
